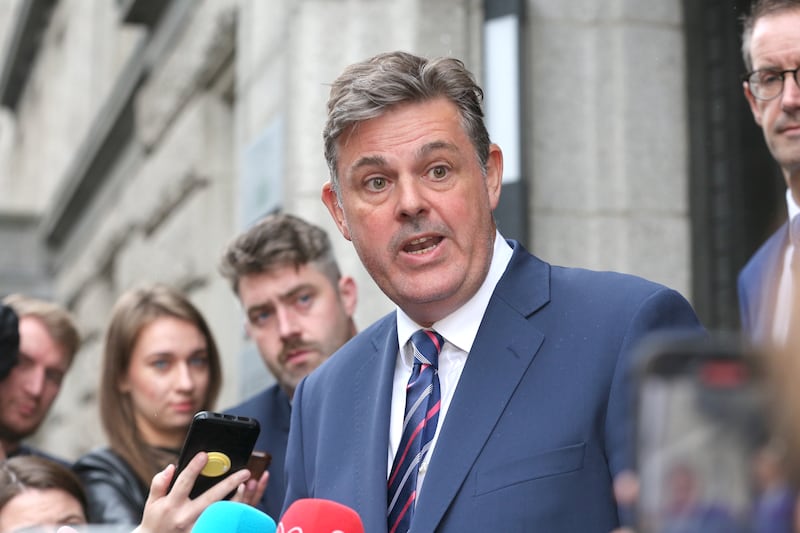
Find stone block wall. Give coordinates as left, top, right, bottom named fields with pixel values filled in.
left=0, top=0, right=692, bottom=460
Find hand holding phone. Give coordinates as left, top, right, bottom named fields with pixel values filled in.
left=140, top=452, right=252, bottom=533
left=169, top=411, right=260, bottom=499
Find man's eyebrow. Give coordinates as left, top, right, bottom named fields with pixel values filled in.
left=246, top=284, right=316, bottom=314
left=347, top=141, right=460, bottom=177
left=246, top=302, right=274, bottom=316
left=350, top=155, right=388, bottom=173
left=418, top=140, right=460, bottom=158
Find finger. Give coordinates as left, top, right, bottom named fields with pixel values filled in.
left=230, top=479, right=249, bottom=503
left=234, top=469, right=269, bottom=506
left=233, top=478, right=259, bottom=505
left=146, top=463, right=175, bottom=504
left=168, top=451, right=208, bottom=498
left=193, top=468, right=251, bottom=509
left=252, top=471, right=269, bottom=502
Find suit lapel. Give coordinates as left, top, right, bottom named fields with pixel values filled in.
left=412, top=243, right=550, bottom=531
left=753, top=223, right=789, bottom=343
left=350, top=317, right=398, bottom=533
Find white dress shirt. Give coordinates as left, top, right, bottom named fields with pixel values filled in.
left=772, top=189, right=800, bottom=345
left=388, top=230, right=514, bottom=497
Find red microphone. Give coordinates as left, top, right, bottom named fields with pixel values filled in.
left=277, top=498, right=364, bottom=533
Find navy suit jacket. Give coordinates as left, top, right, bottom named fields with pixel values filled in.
left=284, top=240, right=701, bottom=532
left=738, top=222, right=788, bottom=343
left=225, top=384, right=291, bottom=520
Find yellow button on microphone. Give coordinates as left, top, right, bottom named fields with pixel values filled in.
left=201, top=452, right=231, bottom=477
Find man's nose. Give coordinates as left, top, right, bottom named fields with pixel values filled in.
left=276, top=307, right=301, bottom=339
left=395, top=177, right=429, bottom=219
left=22, top=366, right=45, bottom=397
left=781, top=72, right=800, bottom=112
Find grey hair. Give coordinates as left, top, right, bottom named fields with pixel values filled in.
left=323, top=51, right=491, bottom=196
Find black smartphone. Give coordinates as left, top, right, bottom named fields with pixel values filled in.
left=633, top=333, right=791, bottom=533
left=169, top=411, right=261, bottom=499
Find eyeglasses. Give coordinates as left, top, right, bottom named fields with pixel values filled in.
left=742, top=67, right=800, bottom=100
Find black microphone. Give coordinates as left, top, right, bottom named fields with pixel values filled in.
left=0, top=304, right=19, bottom=381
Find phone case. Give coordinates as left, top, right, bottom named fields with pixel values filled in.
left=246, top=450, right=272, bottom=481
left=170, top=411, right=261, bottom=499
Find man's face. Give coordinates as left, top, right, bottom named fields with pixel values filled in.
left=744, top=10, right=800, bottom=185
left=0, top=316, right=70, bottom=445
left=239, top=264, right=357, bottom=398
left=322, top=98, right=503, bottom=326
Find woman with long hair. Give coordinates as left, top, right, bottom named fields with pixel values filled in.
left=74, top=283, right=264, bottom=525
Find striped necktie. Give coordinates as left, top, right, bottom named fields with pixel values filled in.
left=387, top=329, right=444, bottom=533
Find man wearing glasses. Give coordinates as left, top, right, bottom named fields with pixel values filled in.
left=738, top=0, right=800, bottom=346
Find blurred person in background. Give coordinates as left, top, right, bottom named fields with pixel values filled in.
left=738, top=1, right=800, bottom=528
left=738, top=0, right=800, bottom=346
left=0, top=295, right=80, bottom=464
left=219, top=212, right=358, bottom=518
left=0, top=452, right=254, bottom=532
left=73, top=283, right=266, bottom=525
left=0, top=455, right=87, bottom=532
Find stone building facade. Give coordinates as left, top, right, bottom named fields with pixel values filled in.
left=0, top=0, right=776, bottom=459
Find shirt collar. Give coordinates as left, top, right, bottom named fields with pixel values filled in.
left=787, top=188, right=800, bottom=221
left=397, top=230, right=514, bottom=354
left=787, top=189, right=800, bottom=246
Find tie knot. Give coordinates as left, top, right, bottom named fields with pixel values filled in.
left=410, top=329, right=443, bottom=369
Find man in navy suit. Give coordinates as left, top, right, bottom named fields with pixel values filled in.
left=737, top=0, right=800, bottom=345
left=219, top=213, right=358, bottom=518
left=283, top=51, right=701, bottom=532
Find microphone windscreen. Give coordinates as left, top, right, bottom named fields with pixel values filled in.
left=278, top=498, right=364, bottom=533
left=192, top=500, right=277, bottom=533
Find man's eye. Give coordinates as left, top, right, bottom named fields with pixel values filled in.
left=249, top=309, right=272, bottom=326
left=151, top=359, right=169, bottom=370
left=45, top=369, right=64, bottom=385
left=428, top=166, right=448, bottom=180
left=296, top=293, right=314, bottom=308
left=758, top=71, right=781, bottom=84
left=366, top=177, right=388, bottom=191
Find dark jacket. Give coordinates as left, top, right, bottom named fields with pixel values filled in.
left=10, top=443, right=70, bottom=467
left=225, top=383, right=292, bottom=519
left=73, top=447, right=149, bottom=525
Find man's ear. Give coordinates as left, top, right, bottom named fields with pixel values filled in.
left=321, top=181, right=351, bottom=241
left=337, top=275, right=358, bottom=317
left=485, top=144, right=504, bottom=210
left=744, top=82, right=764, bottom=127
